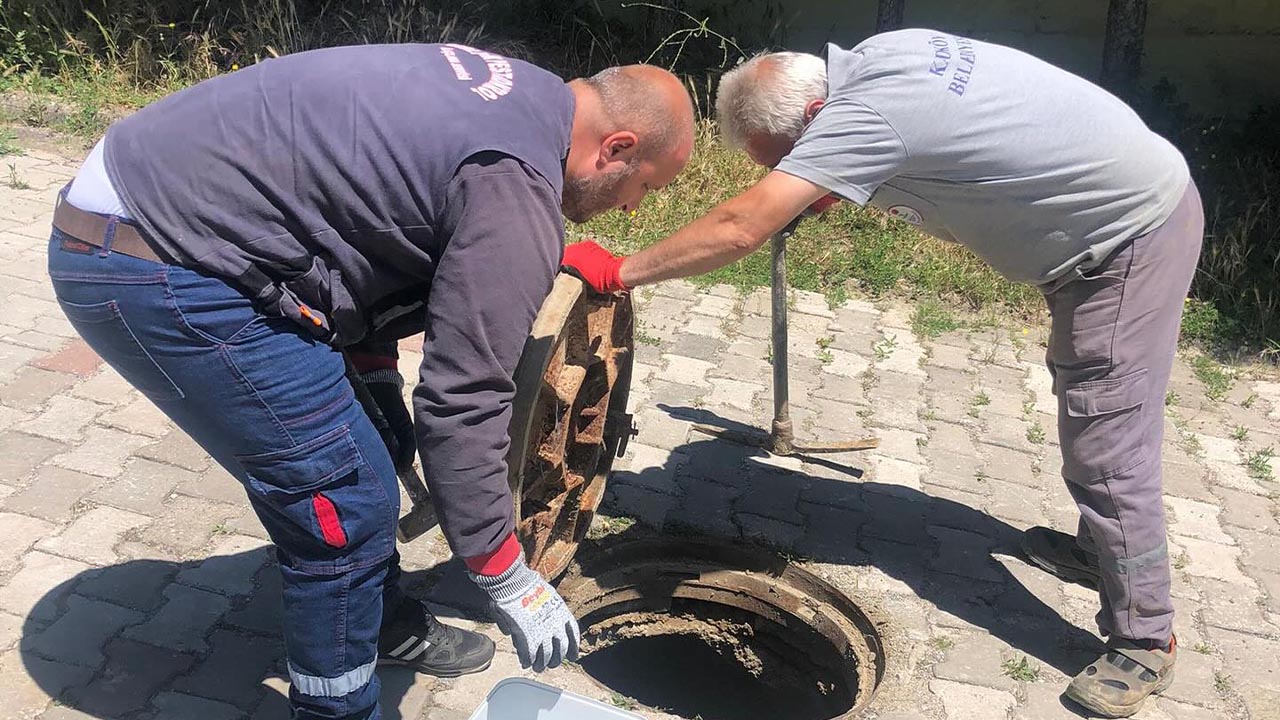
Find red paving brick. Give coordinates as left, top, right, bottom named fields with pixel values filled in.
left=31, top=338, right=103, bottom=377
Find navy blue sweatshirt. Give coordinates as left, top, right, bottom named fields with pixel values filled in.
left=104, top=44, right=575, bottom=559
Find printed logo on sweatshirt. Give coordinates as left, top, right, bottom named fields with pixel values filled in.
left=441, top=44, right=515, bottom=102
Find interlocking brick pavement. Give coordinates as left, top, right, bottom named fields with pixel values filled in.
left=0, top=135, right=1277, bottom=720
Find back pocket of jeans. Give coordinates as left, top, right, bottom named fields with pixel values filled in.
left=56, top=299, right=184, bottom=401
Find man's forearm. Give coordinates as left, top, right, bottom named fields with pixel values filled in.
left=618, top=204, right=765, bottom=288
left=614, top=170, right=828, bottom=289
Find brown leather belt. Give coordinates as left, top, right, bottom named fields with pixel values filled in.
left=53, top=194, right=165, bottom=263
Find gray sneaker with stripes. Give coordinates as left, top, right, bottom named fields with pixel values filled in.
left=378, top=598, right=495, bottom=677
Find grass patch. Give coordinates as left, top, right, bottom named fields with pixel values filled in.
left=1244, top=447, right=1275, bottom=482
left=0, top=128, right=20, bottom=155
left=1193, top=641, right=1213, bottom=654
left=5, top=162, right=29, bottom=189
left=1001, top=656, right=1040, bottom=682
left=609, top=693, right=638, bottom=710
left=911, top=298, right=962, bottom=338
left=1180, top=298, right=1241, bottom=351
left=815, top=335, right=834, bottom=364
left=928, top=636, right=955, bottom=651
left=587, top=514, right=637, bottom=540
left=1231, top=425, right=1249, bottom=441
left=633, top=318, right=660, bottom=347
left=1026, top=421, right=1045, bottom=445
left=872, top=335, right=897, bottom=361
left=1179, top=431, right=1204, bottom=458
left=1190, top=355, right=1234, bottom=401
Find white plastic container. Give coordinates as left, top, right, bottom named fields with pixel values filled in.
left=466, top=677, right=645, bottom=720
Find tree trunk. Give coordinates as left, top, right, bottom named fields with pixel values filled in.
left=1101, top=0, right=1149, bottom=100
left=876, top=0, right=905, bottom=33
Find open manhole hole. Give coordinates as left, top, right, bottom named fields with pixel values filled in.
left=559, top=538, right=885, bottom=720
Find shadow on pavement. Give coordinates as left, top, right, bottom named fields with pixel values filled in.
left=19, top=551, right=472, bottom=719
left=607, top=406, right=1104, bottom=681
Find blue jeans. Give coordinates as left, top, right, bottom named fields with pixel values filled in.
left=47, top=228, right=402, bottom=719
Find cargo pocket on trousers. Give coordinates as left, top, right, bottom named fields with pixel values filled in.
left=237, top=426, right=395, bottom=574
left=1061, top=368, right=1150, bottom=484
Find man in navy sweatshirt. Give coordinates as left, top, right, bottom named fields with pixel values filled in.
left=48, top=43, right=694, bottom=719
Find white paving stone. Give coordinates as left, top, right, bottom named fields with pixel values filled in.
left=929, top=678, right=1016, bottom=719
left=870, top=456, right=925, bottom=493
left=1165, top=496, right=1235, bottom=546
left=1175, top=535, right=1255, bottom=587
left=877, top=332, right=928, bottom=378
left=824, top=349, right=871, bottom=378
left=705, top=377, right=760, bottom=411
left=688, top=293, right=736, bottom=317
left=657, top=354, right=714, bottom=388
left=1021, top=361, right=1057, bottom=415
left=1250, top=380, right=1280, bottom=422
left=681, top=312, right=725, bottom=337
left=1195, top=433, right=1266, bottom=494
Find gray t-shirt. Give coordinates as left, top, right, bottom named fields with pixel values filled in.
left=775, top=30, right=1190, bottom=287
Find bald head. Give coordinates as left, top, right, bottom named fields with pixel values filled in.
left=561, top=65, right=695, bottom=222
left=581, top=64, right=695, bottom=160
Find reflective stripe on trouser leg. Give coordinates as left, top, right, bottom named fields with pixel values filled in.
left=289, top=658, right=378, bottom=698
left=280, top=544, right=393, bottom=718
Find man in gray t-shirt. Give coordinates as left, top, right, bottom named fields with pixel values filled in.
left=563, top=30, right=1201, bottom=718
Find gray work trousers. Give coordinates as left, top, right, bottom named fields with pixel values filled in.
left=1043, top=180, right=1203, bottom=644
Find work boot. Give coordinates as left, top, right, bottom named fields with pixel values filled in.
left=1064, top=635, right=1176, bottom=718
left=1021, top=526, right=1102, bottom=589
left=378, top=597, right=494, bottom=677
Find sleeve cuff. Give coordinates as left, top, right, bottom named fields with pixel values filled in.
left=349, top=351, right=399, bottom=374
left=464, top=532, right=523, bottom=576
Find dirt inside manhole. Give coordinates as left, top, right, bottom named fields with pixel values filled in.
left=559, top=538, right=885, bottom=720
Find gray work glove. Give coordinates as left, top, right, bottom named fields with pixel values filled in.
left=469, top=555, right=580, bottom=671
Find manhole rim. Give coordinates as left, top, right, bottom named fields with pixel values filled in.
left=559, top=537, right=887, bottom=719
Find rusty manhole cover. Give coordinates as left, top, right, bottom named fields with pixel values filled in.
left=559, top=538, right=886, bottom=719
left=506, top=274, right=634, bottom=579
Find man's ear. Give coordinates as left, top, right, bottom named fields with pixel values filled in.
left=803, top=98, right=826, bottom=124
left=599, top=131, right=639, bottom=165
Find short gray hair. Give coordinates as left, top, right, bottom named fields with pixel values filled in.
left=715, top=51, right=828, bottom=149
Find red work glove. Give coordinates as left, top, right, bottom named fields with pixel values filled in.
left=561, top=240, right=628, bottom=294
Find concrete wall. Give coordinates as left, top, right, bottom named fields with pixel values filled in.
left=607, top=0, right=1280, bottom=116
